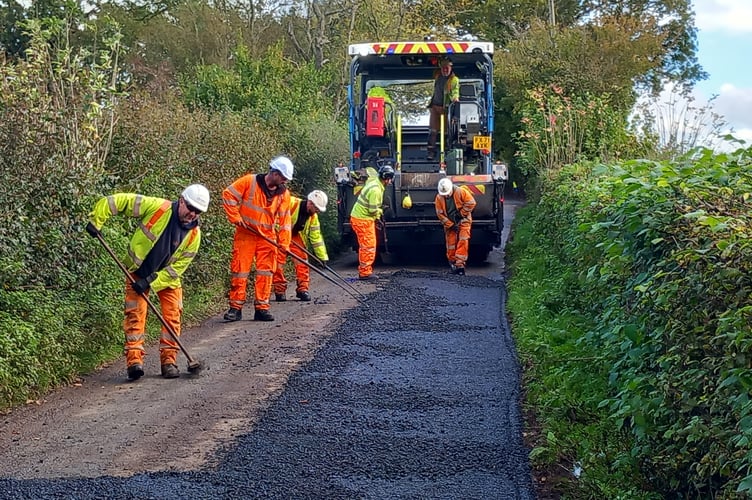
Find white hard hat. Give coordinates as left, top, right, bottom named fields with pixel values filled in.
left=307, top=190, right=328, bottom=212
left=269, top=156, right=294, bottom=180
left=181, top=184, right=210, bottom=212
left=437, top=178, right=453, bottom=196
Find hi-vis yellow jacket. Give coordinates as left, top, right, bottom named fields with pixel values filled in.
left=289, top=197, right=329, bottom=261
left=350, top=175, right=385, bottom=221
left=89, top=193, right=201, bottom=292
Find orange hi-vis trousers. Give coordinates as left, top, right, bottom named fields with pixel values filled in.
left=228, top=227, right=277, bottom=311
left=351, top=216, right=377, bottom=278
left=123, top=278, right=183, bottom=367
left=444, top=222, right=472, bottom=268
left=273, top=232, right=309, bottom=294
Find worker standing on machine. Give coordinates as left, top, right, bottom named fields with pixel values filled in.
left=273, top=190, right=329, bottom=302
left=85, top=184, right=210, bottom=381
left=222, top=156, right=293, bottom=323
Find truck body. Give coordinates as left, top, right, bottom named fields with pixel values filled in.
left=335, top=41, right=507, bottom=262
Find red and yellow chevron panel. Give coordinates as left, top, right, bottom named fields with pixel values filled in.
left=461, top=184, right=486, bottom=195
left=373, top=42, right=469, bottom=55
left=450, top=174, right=492, bottom=195
left=349, top=41, right=494, bottom=57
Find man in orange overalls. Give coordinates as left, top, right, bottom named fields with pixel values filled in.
left=222, top=156, right=293, bottom=322
left=86, top=184, right=210, bottom=380
left=349, top=164, right=394, bottom=281
left=435, top=177, right=476, bottom=275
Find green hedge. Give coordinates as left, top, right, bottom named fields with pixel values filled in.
left=0, top=20, right=349, bottom=408
left=508, top=146, right=752, bottom=496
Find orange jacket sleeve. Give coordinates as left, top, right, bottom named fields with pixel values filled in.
left=222, top=174, right=252, bottom=226
left=457, top=186, right=477, bottom=220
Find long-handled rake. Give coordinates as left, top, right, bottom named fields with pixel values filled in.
left=290, top=241, right=366, bottom=300
left=244, top=224, right=370, bottom=306
left=93, top=231, right=205, bottom=375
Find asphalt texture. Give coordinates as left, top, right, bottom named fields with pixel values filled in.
left=0, top=269, right=534, bottom=499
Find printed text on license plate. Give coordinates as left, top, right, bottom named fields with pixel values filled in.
left=473, top=136, right=491, bottom=150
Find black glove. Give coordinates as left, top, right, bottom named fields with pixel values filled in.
left=132, top=273, right=156, bottom=295
left=85, top=222, right=101, bottom=238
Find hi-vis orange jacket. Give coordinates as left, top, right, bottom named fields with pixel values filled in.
left=435, top=185, right=476, bottom=228
left=223, top=173, right=292, bottom=250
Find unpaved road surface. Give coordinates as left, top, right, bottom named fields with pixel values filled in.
left=0, top=200, right=532, bottom=499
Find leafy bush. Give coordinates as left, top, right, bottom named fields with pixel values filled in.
left=0, top=17, right=127, bottom=406
left=0, top=18, right=349, bottom=409
left=180, top=42, right=336, bottom=120
left=514, top=85, right=642, bottom=179
left=509, top=146, right=752, bottom=496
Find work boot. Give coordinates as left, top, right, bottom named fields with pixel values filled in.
left=455, top=267, right=466, bottom=276
left=275, top=293, right=287, bottom=302
left=296, top=291, right=311, bottom=302
left=358, top=274, right=379, bottom=282
left=161, top=363, right=180, bottom=379
left=127, top=363, right=144, bottom=381
left=254, top=309, right=274, bottom=321
left=223, top=307, right=242, bottom=322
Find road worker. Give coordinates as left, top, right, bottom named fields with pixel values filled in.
left=223, top=156, right=293, bottom=322
left=350, top=164, right=394, bottom=281
left=427, top=57, right=459, bottom=161
left=273, top=190, right=329, bottom=302
left=85, top=184, right=210, bottom=380
left=435, top=178, right=476, bottom=275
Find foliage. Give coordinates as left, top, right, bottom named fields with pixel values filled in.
left=514, top=84, right=641, bottom=178
left=507, top=199, right=656, bottom=497
left=481, top=0, right=702, bottom=92
left=0, top=16, right=125, bottom=405
left=0, top=0, right=29, bottom=58
left=180, top=42, right=337, bottom=120
left=508, top=147, right=752, bottom=497
left=456, top=0, right=581, bottom=46
left=494, top=17, right=668, bottom=172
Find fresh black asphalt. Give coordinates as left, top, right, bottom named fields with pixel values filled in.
left=0, top=270, right=534, bottom=499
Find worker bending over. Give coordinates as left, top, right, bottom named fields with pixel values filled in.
left=86, top=184, right=210, bottom=380
left=273, top=190, right=329, bottom=302
left=435, top=178, right=476, bottom=275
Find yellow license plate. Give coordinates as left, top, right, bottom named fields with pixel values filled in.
left=473, top=135, right=491, bottom=150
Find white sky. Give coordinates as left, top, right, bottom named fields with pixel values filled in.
left=689, top=0, right=752, bottom=148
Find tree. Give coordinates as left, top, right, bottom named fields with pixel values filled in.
left=0, top=0, right=29, bottom=58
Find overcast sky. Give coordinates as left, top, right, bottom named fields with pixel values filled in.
left=691, top=0, right=752, bottom=147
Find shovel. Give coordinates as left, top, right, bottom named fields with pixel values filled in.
left=92, top=230, right=204, bottom=375
left=378, top=216, right=395, bottom=265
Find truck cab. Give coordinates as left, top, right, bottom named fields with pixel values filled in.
left=335, top=41, right=507, bottom=262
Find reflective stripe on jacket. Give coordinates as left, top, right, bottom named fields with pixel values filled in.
left=435, top=185, right=477, bottom=227
left=350, top=177, right=384, bottom=221
left=289, top=197, right=329, bottom=261
left=89, top=193, right=200, bottom=292
left=223, top=173, right=292, bottom=250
